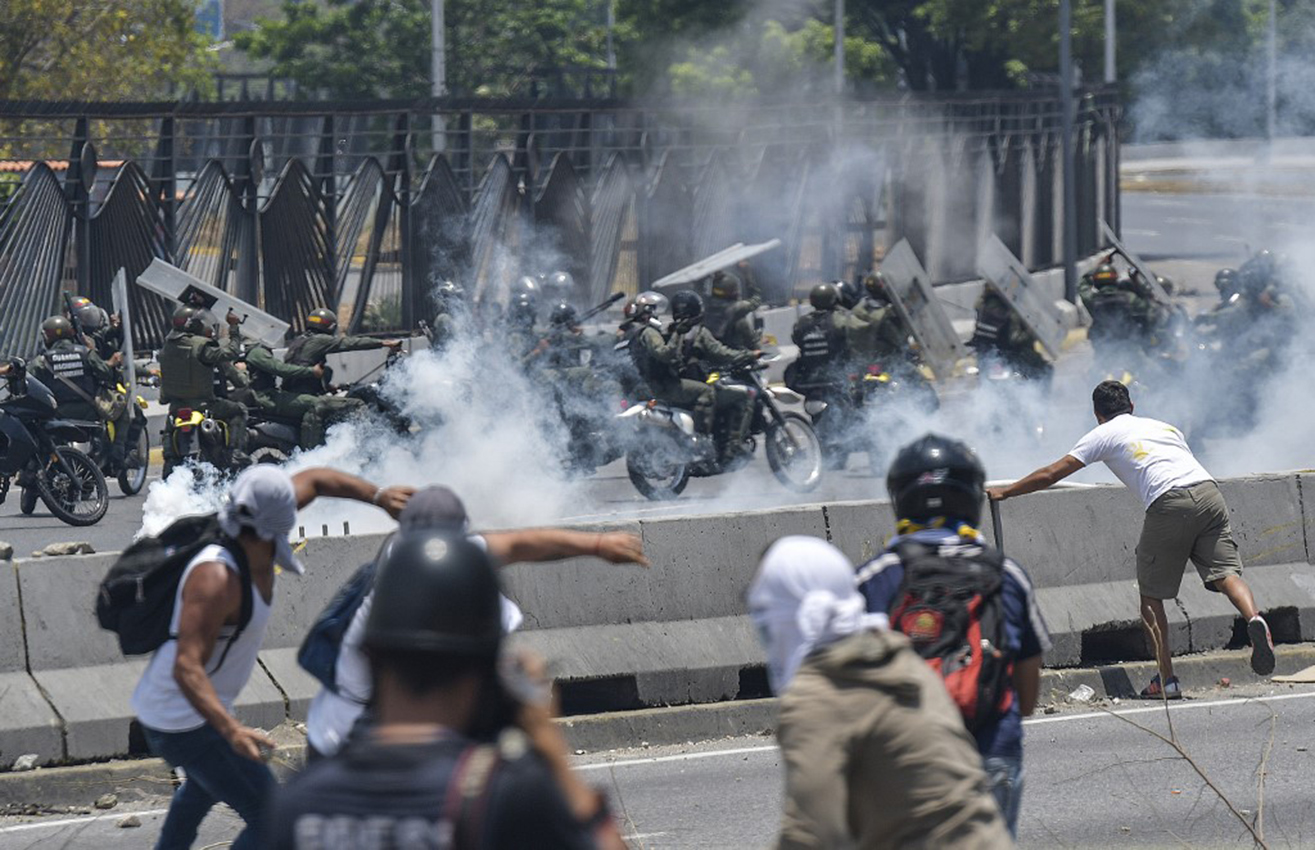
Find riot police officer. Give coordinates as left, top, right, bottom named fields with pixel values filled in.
left=427, top=280, right=464, bottom=352
left=1079, top=263, right=1163, bottom=360
left=233, top=340, right=327, bottom=450
left=282, top=309, right=398, bottom=444
left=849, top=272, right=914, bottom=365
left=788, top=283, right=866, bottom=390
left=968, top=290, right=1052, bottom=383
left=65, top=296, right=124, bottom=364
left=505, top=292, right=540, bottom=363
left=624, top=291, right=718, bottom=451
left=704, top=270, right=762, bottom=350
left=30, top=316, right=135, bottom=468
left=158, top=306, right=251, bottom=466
left=670, top=290, right=759, bottom=463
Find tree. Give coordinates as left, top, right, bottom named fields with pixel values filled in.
left=0, top=0, right=214, bottom=101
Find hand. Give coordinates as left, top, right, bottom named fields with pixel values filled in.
left=110, top=313, right=122, bottom=329
left=986, top=487, right=1008, bottom=502
left=383, top=339, right=403, bottom=350
left=225, top=310, right=242, bottom=326
left=234, top=361, right=247, bottom=371
left=109, top=352, right=123, bottom=367
left=312, top=364, right=325, bottom=378
left=225, top=724, right=276, bottom=763
left=373, top=484, right=416, bottom=518
left=593, top=532, right=648, bottom=567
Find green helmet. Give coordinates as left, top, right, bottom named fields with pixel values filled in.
left=306, top=308, right=338, bottom=334
left=41, top=315, right=77, bottom=345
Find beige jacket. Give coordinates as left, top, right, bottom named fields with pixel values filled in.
left=775, top=630, right=1013, bottom=850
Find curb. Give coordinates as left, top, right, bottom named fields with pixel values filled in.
left=2, top=646, right=1311, bottom=810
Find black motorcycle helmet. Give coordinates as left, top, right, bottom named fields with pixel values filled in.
left=809, top=283, right=839, bottom=311
left=710, top=271, right=741, bottom=302
left=671, top=290, right=705, bottom=323
left=41, top=315, right=77, bottom=345
left=549, top=302, right=580, bottom=328
left=306, top=308, right=338, bottom=335
left=886, top=433, right=987, bottom=527
left=363, top=530, right=503, bottom=659
left=1091, top=264, right=1118, bottom=288
left=1214, top=268, right=1238, bottom=294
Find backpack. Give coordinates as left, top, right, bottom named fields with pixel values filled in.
left=297, top=559, right=377, bottom=694
left=888, top=540, right=1013, bottom=732
left=96, top=513, right=252, bottom=672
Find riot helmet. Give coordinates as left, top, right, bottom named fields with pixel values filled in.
left=1091, top=264, right=1118, bottom=288
left=363, top=530, right=503, bottom=659
left=809, top=283, right=839, bottom=311
left=170, top=304, right=198, bottom=331
left=508, top=293, right=537, bottom=328
left=835, top=279, right=862, bottom=309
left=886, top=433, right=986, bottom=528
left=863, top=271, right=889, bottom=300
left=512, top=276, right=540, bottom=300
left=632, top=291, right=669, bottom=321
left=75, top=303, right=108, bottom=332
left=545, top=271, right=575, bottom=297
left=549, top=302, right=580, bottom=329
left=306, top=308, right=338, bottom=335
left=41, top=316, right=77, bottom=345
left=710, top=271, right=741, bottom=302
left=1214, top=268, right=1239, bottom=295
left=434, top=280, right=465, bottom=306
left=191, top=309, right=219, bottom=339
left=671, top=290, right=705, bottom=323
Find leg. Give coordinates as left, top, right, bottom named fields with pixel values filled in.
left=1140, top=595, right=1175, bottom=683
left=142, top=725, right=222, bottom=850
left=1136, top=491, right=1195, bottom=689
left=1212, top=575, right=1258, bottom=620
left=982, top=755, right=1025, bottom=838
left=1190, top=482, right=1273, bottom=674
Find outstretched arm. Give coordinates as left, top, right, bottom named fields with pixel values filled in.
left=986, top=455, right=1085, bottom=501
left=482, top=529, right=647, bottom=567
left=290, top=467, right=414, bottom=517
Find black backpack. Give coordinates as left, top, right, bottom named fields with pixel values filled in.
left=888, top=540, right=1014, bottom=732
left=297, top=560, right=377, bottom=694
left=96, top=513, right=252, bottom=672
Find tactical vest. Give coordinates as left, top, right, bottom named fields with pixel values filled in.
left=1087, top=288, right=1137, bottom=342
left=797, top=313, right=843, bottom=368
left=283, top=333, right=330, bottom=394
left=39, top=342, right=98, bottom=405
left=159, top=332, right=218, bottom=404
left=629, top=323, right=678, bottom=385
left=970, top=300, right=1011, bottom=349
left=246, top=344, right=278, bottom=392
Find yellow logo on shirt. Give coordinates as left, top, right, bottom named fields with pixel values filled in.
left=1128, top=441, right=1149, bottom=461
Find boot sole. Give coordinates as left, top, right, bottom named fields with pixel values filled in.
left=1248, top=619, right=1276, bottom=676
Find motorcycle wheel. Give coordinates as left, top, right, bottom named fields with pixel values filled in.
left=117, top=428, right=150, bottom=496
left=765, top=412, right=823, bottom=493
left=625, top=450, right=690, bottom=501
left=250, top=446, right=289, bottom=465
left=19, top=487, right=37, bottom=515
left=35, top=447, right=109, bottom=527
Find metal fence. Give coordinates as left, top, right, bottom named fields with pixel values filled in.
left=0, top=88, right=1120, bottom=356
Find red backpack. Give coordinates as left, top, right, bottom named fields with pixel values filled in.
left=888, top=540, right=1014, bottom=731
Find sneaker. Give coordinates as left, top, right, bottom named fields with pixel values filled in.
left=1139, top=674, right=1182, bottom=700
left=1248, top=616, right=1276, bottom=676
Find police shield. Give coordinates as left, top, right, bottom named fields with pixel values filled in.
left=975, top=235, right=1067, bottom=361
left=651, top=240, right=783, bottom=293
left=136, top=259, right=290, bottom=347
left=878, top=239, right=968, bottom=379
left=1099, top=220, right=1173, bottom=306
left=110, top=268, right=136, bottom=393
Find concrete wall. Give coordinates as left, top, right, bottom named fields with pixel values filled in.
left=2, top=473, right=1312, bottom=767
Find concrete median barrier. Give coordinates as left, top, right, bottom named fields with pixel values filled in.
left=2, top=472, right=1313, bottom=768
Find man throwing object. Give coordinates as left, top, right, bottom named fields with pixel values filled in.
left=987, top=380, right=1274, bottom=698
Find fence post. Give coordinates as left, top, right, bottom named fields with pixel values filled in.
left=65, top=117, right=92, bottom=295
left=153, top=116, right=177, bottom=259
left=236, top=116, right=260, bottom=304
left=317, top=115, right=337, bottom=288
left=390, top=113, right=417, bottom=330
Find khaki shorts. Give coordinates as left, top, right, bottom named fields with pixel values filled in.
left=1136, top=480, right=1243, bottom=599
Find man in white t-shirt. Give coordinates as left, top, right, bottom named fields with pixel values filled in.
left=304, top=485, right=649, bottom=759
left=131, top=466, right=413, bottom=850
left=986, top=381, right=1274, bottom=699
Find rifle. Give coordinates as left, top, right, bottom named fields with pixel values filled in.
left=63, top=291, right=88, bottom=347
left=578, top=292, right=626, bottom=325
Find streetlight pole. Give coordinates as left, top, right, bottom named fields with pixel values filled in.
left=606, top=0, right=616, bottom=71
left=1104, top=0, right=1116, bottom=84
left=1267, top=0, right=1277, bottom=143
left=1060, top=0, right=1078, bottom=304
left=431, top=0, right=446, bottom=150
left=834, top=0, right=845, bottom=96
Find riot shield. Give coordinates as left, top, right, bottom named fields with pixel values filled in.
left=109, top=268, right=136, bottom=394
left=878, top=239, right=968, bottom=379
left=1099, top=220, right=1173, bottom=306
left=975, top=235, right=1067, bottom=361
left=137, top=259, right=290, bottom=347
left=651, top=239, right=782, bottom=293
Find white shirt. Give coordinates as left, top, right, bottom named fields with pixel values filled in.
left=305, top=534, right=524, bottom=757
left=132, top=544, right=274, bottom=733
left=1068, top=414, right=1212, bottom=509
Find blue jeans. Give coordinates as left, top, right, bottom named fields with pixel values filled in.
left=983, top=754, right=1024, bottom=838
left=142, top=723, right=275, bottom=850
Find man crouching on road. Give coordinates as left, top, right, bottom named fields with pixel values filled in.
left=748, top=536, right=1012, bottom=849
left=130, top=466, right=412, bottom=850
left=987, top=380, right=1275, bottom=699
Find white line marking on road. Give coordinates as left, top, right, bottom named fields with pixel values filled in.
left=1164, top=217, right=1211, bottom=225
left=0, top=807, right=169, bottom=835
left=578, top=744, right=780, bottom=772
left=1123, top=229, right=1160, bottom=237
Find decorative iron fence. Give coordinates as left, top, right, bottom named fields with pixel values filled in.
left=0, top=88, right=1120, bottom=356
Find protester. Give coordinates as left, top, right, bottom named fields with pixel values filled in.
left=304, top=484, right=648, bottom=759
left=268, top=529, right=624, bottom=849
left=987, top=380, right=1274, bottom=699
left=748, top=535, right=1012, bottom=849
left=130, top=466, right=413, bottom=850
left=859, top=434, right=1048, bottom=837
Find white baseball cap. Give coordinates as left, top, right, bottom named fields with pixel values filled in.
left=218, top=466, right=305, bottom=575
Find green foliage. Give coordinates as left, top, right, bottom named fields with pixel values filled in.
left=0, top=0, right=215, bottom=101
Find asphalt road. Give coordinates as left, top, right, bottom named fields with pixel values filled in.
left=1120, top=191, right=1315, bottom=263
left=3, top=683, right=1311, bottom=848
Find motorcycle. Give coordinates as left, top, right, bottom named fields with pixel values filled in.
left=75, top=384, right=151, bottom=497
left=161, top=405, right=239, bottom=478
left=246, top=411, right=301, bottom=465
left=802, top=363, right=939, bottom=473
left=0, top=361, right=109, bottom=526
left=621, top=356, right=823, bottom=500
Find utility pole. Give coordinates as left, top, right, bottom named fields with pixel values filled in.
left=1104, top=0, right=1116, bottom=84
left=431, top=0, right=446, bottom=149
left=1267, top=0, right=1277, bottom=143
left=1060, top=0, right=1078, bottom=304
left=606, top=0, right=616, bottom=71
left=834, top=0, right=845, bottom=96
